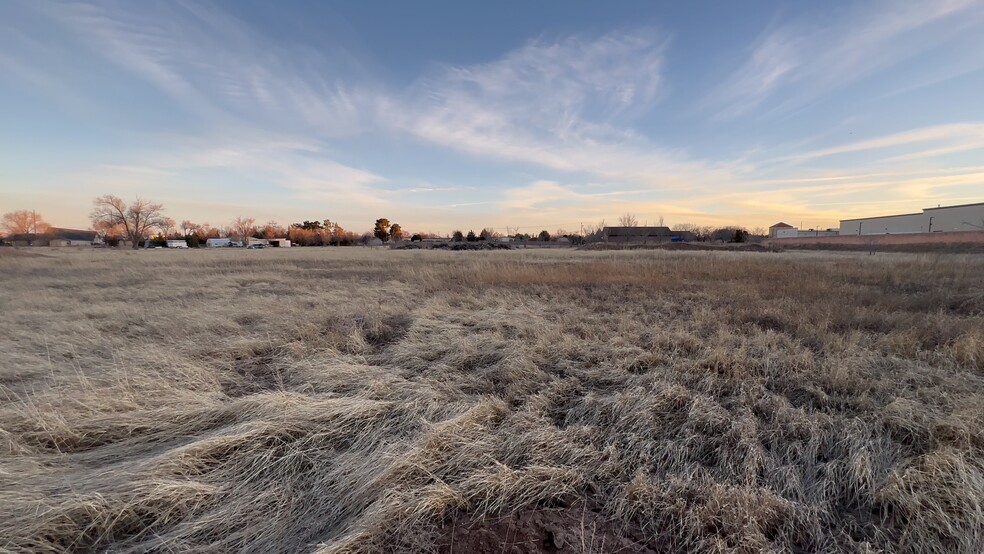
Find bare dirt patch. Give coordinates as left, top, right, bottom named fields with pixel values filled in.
left=440, top=506, right=658, bottom=553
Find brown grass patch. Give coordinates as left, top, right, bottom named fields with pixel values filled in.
left=1, top=248, right=983, bottom=552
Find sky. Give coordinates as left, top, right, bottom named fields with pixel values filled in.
left=2, top=0, right=984, bottom=235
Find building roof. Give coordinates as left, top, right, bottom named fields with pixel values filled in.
left=49, top=228, right=98, bottom=241
left=603, top=226, right=672, bottom=237
left=1, top=232, right=43, bottom=242
left=923, top=201, right=984, bottom=211
left=840, top=201, right=984, bottom=223
left=840, top=212, right=921, bottom=222
left=3, top=229, right=97, bottom=242
left=769, top=222, right=794, bottom=229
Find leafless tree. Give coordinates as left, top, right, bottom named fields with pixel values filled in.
left=1, top=210, right=50, bottom=244
left=180, top=220, right=200, bottom=237
left=675, top=223, right=714, bottom=241
left=90, top=195, right=167, bottom=249
left=260, top=221, right=286, bottom=239
left=618, top=213, right=639, bottom=227
left=231, top=217, right=257, bottom=242
left=156, top=217, right=176, bottom=238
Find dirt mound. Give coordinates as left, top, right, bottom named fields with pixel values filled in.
left=439, top=507, right=658, bottom=553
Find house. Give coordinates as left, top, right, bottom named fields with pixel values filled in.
left=166, top=239, right=189, bottom=248
left=47, top=229, right=100, bottom=247
left=769, top=223, right=838, bottom=239
left=268, top=238, right=291, bottom=247
left=768, top=222, right=795, bottom=239
left=602, top=226, right=674, bottom=243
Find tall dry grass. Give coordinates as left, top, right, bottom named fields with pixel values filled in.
left=1, top=247, right=983, bottom=552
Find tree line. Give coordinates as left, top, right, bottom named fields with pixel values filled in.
left=2, top=199, right=765, bottom=250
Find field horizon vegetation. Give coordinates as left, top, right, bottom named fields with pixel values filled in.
left=2, top=247, right=983, bottom=552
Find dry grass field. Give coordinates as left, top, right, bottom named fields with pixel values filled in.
left=1, top=247, right=983, bottom=553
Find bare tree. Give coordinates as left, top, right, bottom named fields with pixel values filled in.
left=2, top=210, right=50, bottom=244
left=260, top=221, right=286, bottom=239
left=90, top=195, right=166, bottom=249
left=231, top=217, right=257, bottom=243
left=92, top=219, right=126, bottom=242
left=156, top=217, right=176, bottom=239
left=180, top=220, right=200, bottom=237
left=618, top=213, right=639, bottom=227
left=675, top=223, right=715, bottom=241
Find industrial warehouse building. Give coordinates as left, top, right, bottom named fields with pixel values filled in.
left=839, top=202, right=984, bottom=235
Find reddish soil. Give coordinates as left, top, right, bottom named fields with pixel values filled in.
left=439, top=507, right=659, bottom=554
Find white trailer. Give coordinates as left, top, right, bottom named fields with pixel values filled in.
left=205, top=238, right=242, bottom=248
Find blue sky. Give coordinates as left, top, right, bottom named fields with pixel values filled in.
left=2, top=0, right=984, bottom=234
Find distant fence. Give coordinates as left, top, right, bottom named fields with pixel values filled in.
left=765, top=230, right=984, bottom=247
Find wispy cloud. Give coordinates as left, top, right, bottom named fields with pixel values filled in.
left=6, top=0, right=982, bottom=232
left=34, top=0, right=371, bottom=135
left=379, top=30, right=744, bottom=189
left=772, top=122, right=984, bottom=164
left=705, top=0, right=984, bottom=118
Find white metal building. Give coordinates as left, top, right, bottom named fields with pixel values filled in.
left=205, top=238, right=243, bottom=247
left=839, top=202, right=984, bottom=235
left=769, top=222, right=839, bottom=238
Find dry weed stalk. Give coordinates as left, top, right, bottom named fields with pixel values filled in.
left=0, top=247, right=982, bottom=552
